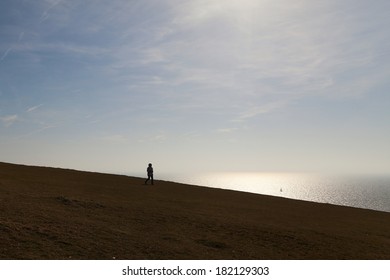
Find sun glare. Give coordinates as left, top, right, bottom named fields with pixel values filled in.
left=224, top=0, right=262, bottom=14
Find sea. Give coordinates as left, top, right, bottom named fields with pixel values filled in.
left=158, top=172, right=390, bottom=213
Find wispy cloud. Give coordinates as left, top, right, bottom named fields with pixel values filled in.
left=27, top=104, right=44, bottom=113
left=0, top=47, right=12, bottom=61
left=237, top=100, right=291, bottom=121
left=39, top=0, right=64, bottom=23
left=1, top=115, right=18, bottom=127
left=103, top=1, right=342, bottom=115
left=143, top=0, right=389, bottom=114
left=12, top=41, right=107, bottom=57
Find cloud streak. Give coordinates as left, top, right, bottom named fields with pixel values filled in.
left=1, top=115, right=18, bottom=127
left=39, top=0, right=64, bottom=23
left=27, top=104, right=44, bottom=113
left=0, top=48, right=12, bottom=61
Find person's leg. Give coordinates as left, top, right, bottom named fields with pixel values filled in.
left=151, top=174, right=154, bottom=185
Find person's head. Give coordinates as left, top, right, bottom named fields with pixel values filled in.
left=148, top=163, right=152, bottom=167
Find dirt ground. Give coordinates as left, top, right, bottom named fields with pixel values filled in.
left=1, top=162, right=389, bottom=259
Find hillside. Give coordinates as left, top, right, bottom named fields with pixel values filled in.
left=0, top=162, right=389, bottom=259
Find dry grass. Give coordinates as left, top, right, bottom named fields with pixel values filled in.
left=1, top=162, right=389, bottom=259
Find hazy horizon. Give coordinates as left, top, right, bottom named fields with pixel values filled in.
left=1, top=0, right=389, bottom=176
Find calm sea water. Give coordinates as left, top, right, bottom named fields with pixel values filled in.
left=159, top=173, right=390, bottom=213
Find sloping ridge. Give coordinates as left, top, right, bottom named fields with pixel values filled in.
left=0, top=162, right=389, bottom=259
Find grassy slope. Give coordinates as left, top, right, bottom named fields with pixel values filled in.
left=1, top=162, right=389, bottom=259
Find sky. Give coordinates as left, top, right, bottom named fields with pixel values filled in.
left=1, top=0, right=389, bottom=176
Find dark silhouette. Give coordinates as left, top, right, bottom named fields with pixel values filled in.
left=144, top=163, right=154, bottom=185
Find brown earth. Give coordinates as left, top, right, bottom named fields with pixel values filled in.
left=0, top=162, right=389, bottom=259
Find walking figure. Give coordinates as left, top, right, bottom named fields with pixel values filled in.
left=144, top=163, right=154, bottom=185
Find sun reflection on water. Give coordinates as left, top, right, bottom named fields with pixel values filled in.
left=166, top=172, right=390, bottom=213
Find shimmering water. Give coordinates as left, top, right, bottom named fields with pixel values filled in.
left=161, top=173, right=390, bottom=213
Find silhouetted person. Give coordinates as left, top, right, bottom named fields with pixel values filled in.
left=144, top=163, right=154, bottom=185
